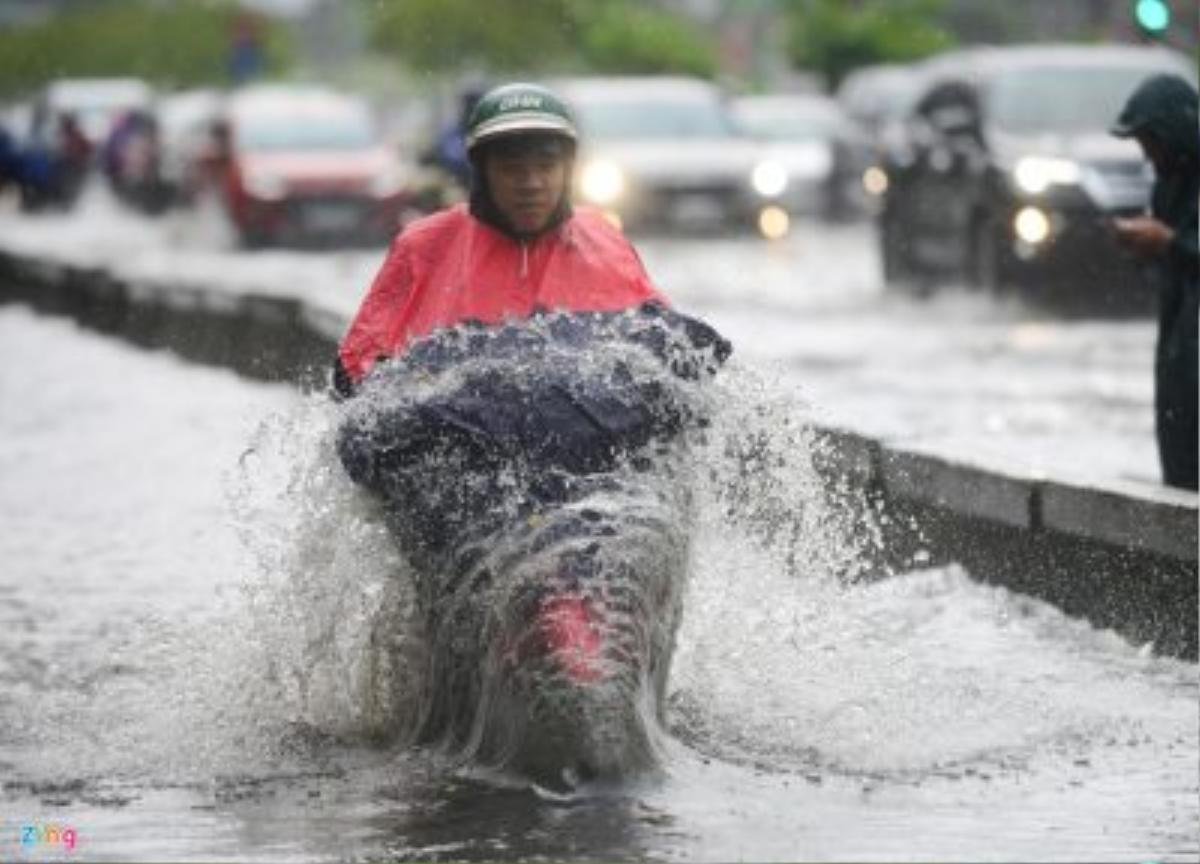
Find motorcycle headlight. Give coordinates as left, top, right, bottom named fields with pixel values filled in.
left=580, top=159, right=625, bottom=206
left=751, top=159, right=788, bottom=198
left=1013, top=156, right=1081, bottom=195
left=244, top=171, right=286, bottom=200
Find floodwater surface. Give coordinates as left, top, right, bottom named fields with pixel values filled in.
left=0, top=305, right=1195, bottom=862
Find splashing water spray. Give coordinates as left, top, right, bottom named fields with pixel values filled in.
left=228, top=310, right=886, bottom=794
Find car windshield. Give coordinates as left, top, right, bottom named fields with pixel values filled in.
left=574, top=96, right=734, bottom=140
left=841, top=73, right=920, bottom=125
left=988, top=65, right=1168, bottom=134
left=49, top=87, right=150, bottom=141
left=73, top=106, right=131, bottom=141
left=236, top=109, right=375, bottom=152
left=732, top=103, right=842, bottom=141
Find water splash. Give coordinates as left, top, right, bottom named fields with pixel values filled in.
left=3, top=292, right=1193, bottom=860
left=217, top=323, right=894, bottom=785
left=216, top=325, right=1191, bottom=799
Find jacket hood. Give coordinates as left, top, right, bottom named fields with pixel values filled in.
left=1111, top=73, right=1199, bottom=163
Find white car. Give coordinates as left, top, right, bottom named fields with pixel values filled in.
left=731, top=92, right=859, bottom=219
left=551, top=76, right=791, bottom=238
left=156, top=88, right=224, bottom=205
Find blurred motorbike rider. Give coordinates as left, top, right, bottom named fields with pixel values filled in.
left=1110, top=73, right=1198, bottom=490
left=335, top=82, right=667, bottom=397
left=429, top=82, right=486, bottom=191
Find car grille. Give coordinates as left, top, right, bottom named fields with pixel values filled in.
left=289, top=196, right=369, bottom=233
left=642, top=183, right=744, bottom=226
left=657, top=180, right=742, bottom=197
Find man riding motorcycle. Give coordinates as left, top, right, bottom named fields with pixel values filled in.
left=334, top=82, right=668, bottom=396
left=331, top=84, right=730, bottom=787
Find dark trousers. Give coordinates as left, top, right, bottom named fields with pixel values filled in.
left=1156, top=294, right=1199, bottom=490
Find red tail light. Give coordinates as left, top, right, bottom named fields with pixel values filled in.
left=539, top=596, right=605, bottom=683
left=499, top=595, right=606, bottom=684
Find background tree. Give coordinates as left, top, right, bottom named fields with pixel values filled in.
left=367, top=0, right=716, bottom=78
left=367, top=0, right=577, bottom=74
left=0, top=0, right=293, bottom=96
left=575, top=2, right=717, bottom=78
left=785, top=0, right=955, bottom=89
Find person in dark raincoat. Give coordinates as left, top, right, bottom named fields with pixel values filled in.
left=1111, top=74, right=1199, bottom=490
left=0, top=125, right=21, bottom=194
left=56, top=113, right=91, bottom=204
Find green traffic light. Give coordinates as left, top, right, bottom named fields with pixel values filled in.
left=1135, top=0, right=1171, bottom=33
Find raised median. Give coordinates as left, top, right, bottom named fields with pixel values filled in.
left=2, top=247, right=1194, bottom=659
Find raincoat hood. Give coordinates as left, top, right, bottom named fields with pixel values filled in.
left=1111, top=73, right=1200, bottom=164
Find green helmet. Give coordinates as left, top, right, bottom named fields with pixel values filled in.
left=465, top=83, right=577, bottom=152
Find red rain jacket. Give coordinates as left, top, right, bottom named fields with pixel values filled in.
left=338, top=204, right=668, bottom=384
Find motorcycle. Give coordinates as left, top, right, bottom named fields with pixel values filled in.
left=336, top=304, right=730, bottom=790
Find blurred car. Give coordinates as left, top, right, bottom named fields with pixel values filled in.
left=217, top=85, right=412, bottom=247
left=838, top=63, right=923, bottom=139
left=31, top=78, right=154, bottom=147
left=156, top=88, right=224, bottom=206
left=552, top=76, right=791, bottom=238
left=17, top=78, right=152, bottom=210
left=876, top=44, right=1196, bottom=311
left=730, top=92, right=858, bottom=220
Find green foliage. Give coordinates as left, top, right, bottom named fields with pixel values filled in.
left=0, top=1, right=293, bottom=97
left=367, top=0, right=716, bottom=78
left=786, top=0, right=956, bottom=89
left=576, top=3, right=716, bottom=78
left=368, top=0, right=577, bottom=73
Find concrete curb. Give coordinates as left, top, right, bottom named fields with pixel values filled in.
left=2, top=247, right=1195, bottom=658
left=1041, top=478, right=1197, bottom=561
left=879, top=447, right=1036, bottom=530
left=814, top=425, right=1198, bottom=562
left=814, top=425, right=1198, bottom=657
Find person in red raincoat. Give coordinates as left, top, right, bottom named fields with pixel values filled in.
left=333, top=82, right=667, bottom=397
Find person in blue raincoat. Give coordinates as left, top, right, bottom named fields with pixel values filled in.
left=430, top=84, right=486, bottom=191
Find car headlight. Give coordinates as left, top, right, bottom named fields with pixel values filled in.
left=757, top=205, right=790, bottom=240
left=580, top=159, right=625, bottom=206
left=751, top=159, right=788, bottom=198
left=1013, top=156, right=1081, bottom=194
left=370, top=163, right=408, bottom=197
left=1014, top=205, right=1051, bottom=245
left=862, top=165, right=889, bottom=196
left=244, top=171, right=286, bottom=200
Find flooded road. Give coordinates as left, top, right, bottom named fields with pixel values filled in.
left=0, top=192, right=1163, bottom=485
left=1, top=304, right=1195, bottom=862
